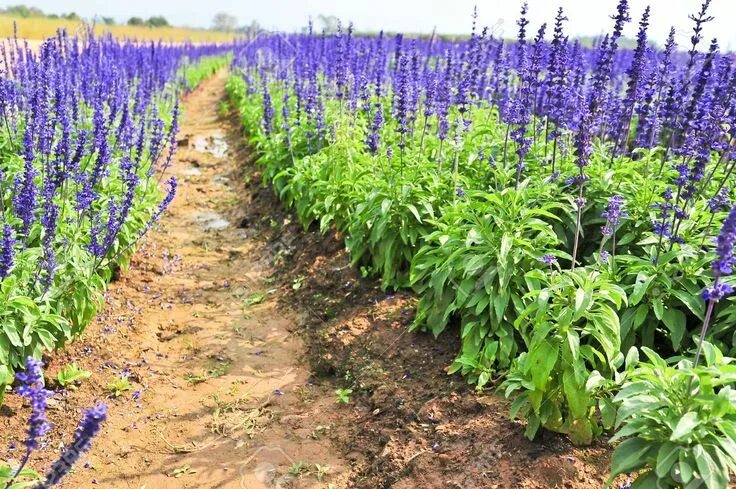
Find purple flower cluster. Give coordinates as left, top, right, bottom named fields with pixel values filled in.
left=9, top=357, right=108, bottom=488
left=38, top=404, right=108, bottom=488
left=0, top=33, right=227, bottom=293
left=230, top=1, right=736, bottom=281
left=0, top=223, right=14, bottom=278
left=710, top=205, right=736, bottom=278
left=16, top=357, right=52, bottom=451
left=601, top=195, right=627, bottom=236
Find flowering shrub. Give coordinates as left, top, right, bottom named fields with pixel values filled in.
left=226, top=0, right=736, bottom=484
left=0, top=32, right=230, bottom=385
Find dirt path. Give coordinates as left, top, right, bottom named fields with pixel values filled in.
left=54, top=71, right=347, bottom=488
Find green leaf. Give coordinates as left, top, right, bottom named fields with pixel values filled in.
left=679, top=451, right=694, bottom=483
left=567, top=417, right=593, bottom=446
left=563, top=369, right=589, bottom=419
left=694, top=445, right=729, bottom=489
left=530, top=340, right=559, bottom=391
left=670, top=412, right=700, bottom=442
left=655, top=442, right=680, bottom=478
left=671, top=288, right=705, bottom=320
left=524, top=414, right=541, bottom=440
left=631, top=471, right=659, bottom=489
left=406, top=204, right=422, bottom=223
left=599, top=397, right=616, bottom=430
left=661, top=308, right=687, bottom=350
left=652, top=298, right=664, bottom=320
left=630, top=273, right=654, bottom=305
left=625, top=347, right=639, bottom=371
left=499, top=233, right=512, bottom=263
left=2, top=323, right=23, bottom=347
left=574, top=288, right=587, bottom=317
left=609, top=437, right=653, bottom=478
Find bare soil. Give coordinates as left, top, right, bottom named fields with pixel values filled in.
left=0, top=71, right=621, bottom=488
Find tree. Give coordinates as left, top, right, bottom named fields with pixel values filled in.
left=212, top=12, right=237, bottom=32
left=127, top=16, right=144, bottom=26
left=0, top=5, right=45, bottom=18
left=101, top=16, right=115, bottom=25
left=146, top=16, right=169, bottom=27
left=63, top=12, right=79, bottom=20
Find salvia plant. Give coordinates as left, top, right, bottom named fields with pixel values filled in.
left=225, top=0, right=736, bottom=483
left=0, top=29, right=231, bottom=390
left=0, top=29, right=232, bottom=486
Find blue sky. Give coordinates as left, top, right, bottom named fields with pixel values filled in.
left=15, top=0, right=736, bottom=49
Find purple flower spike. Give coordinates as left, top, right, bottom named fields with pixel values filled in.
left=601, top=195, right=626, bottom=236
left=538, top=254, right=557, bottom=266
left=0, top=223, right=15, bottom=279
left=711, top=205, right=736, bottom=277
left=38, top=403, right=108, bottom=488
left=16, top=357, right=53, bottom=452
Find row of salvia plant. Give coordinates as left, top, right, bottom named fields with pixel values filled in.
left=227, top=0, right=736, bottom=486
left=0, top=30, right=232, bottom=380
left=0, top=29, right=233, bottom=487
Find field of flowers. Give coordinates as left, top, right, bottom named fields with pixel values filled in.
left=3, top=0, right=736, bottom=487
left=0, top=31, right=231, bottom=486
left=227, top=0, right=736, bottom=486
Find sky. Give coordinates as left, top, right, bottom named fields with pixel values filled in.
left=14, top=0, right=736, bottom=50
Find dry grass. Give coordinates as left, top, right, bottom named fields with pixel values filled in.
left=0, top=15, right=237, bottom=42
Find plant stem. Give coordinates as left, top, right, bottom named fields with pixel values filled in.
left=571, top=179, right=584, bottom=271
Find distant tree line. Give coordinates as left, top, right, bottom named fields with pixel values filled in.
left=0, top=4, right=173, bottom=28
left=0, top=4, right=80, bottom=20
left=1, top=4, right=272, bottom=34
left=127, top=16, right=169, bottom=28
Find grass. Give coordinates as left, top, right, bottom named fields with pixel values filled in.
left=0, top=15, right=238, bottom=42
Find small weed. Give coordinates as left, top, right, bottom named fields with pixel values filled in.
left=334, top=388, right=353, bottom=404
left=168, top=465, right=196, bottom=478
left=243, top=291, right=267, bottom=308
left=287, top=461, right=308, bottom=477
left=314, top=464, right=331, bottom=481
left=292, top=276, right=305, bottom=290
left=185, top=360, right=230, bottom=385
left=184, top=372, right=208, bottom=385
left=217, top=100, right=230, bottom=117
left=106, top=376, right=133, bottom=397
left=56, top=363, right=92, bottom=388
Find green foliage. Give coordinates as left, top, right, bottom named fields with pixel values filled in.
left=146, top=16, right=169, bottom=27
left=334, top=388, right=352, bottom=403
left=0, top=55, right=223, bottom=401
left=0, top=4, right=45, bottom=18
left=0, top=465, right=41, bottom=488
left=608, top=344, right=736, bottom=488
left=412, top=183, right=568, bottom=382
left=180, top=54, right=231, bottom=92
left=105, top=375, right=133, bottom=397
left=503, top=268, right=626, bottom=444
left=217, top=100, right=230, bottom=117
left=0, top=366, right=12, bottom=405
left=56, top=362, right=92, bottom=388
left=227, top=71, right=736, bottom=452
